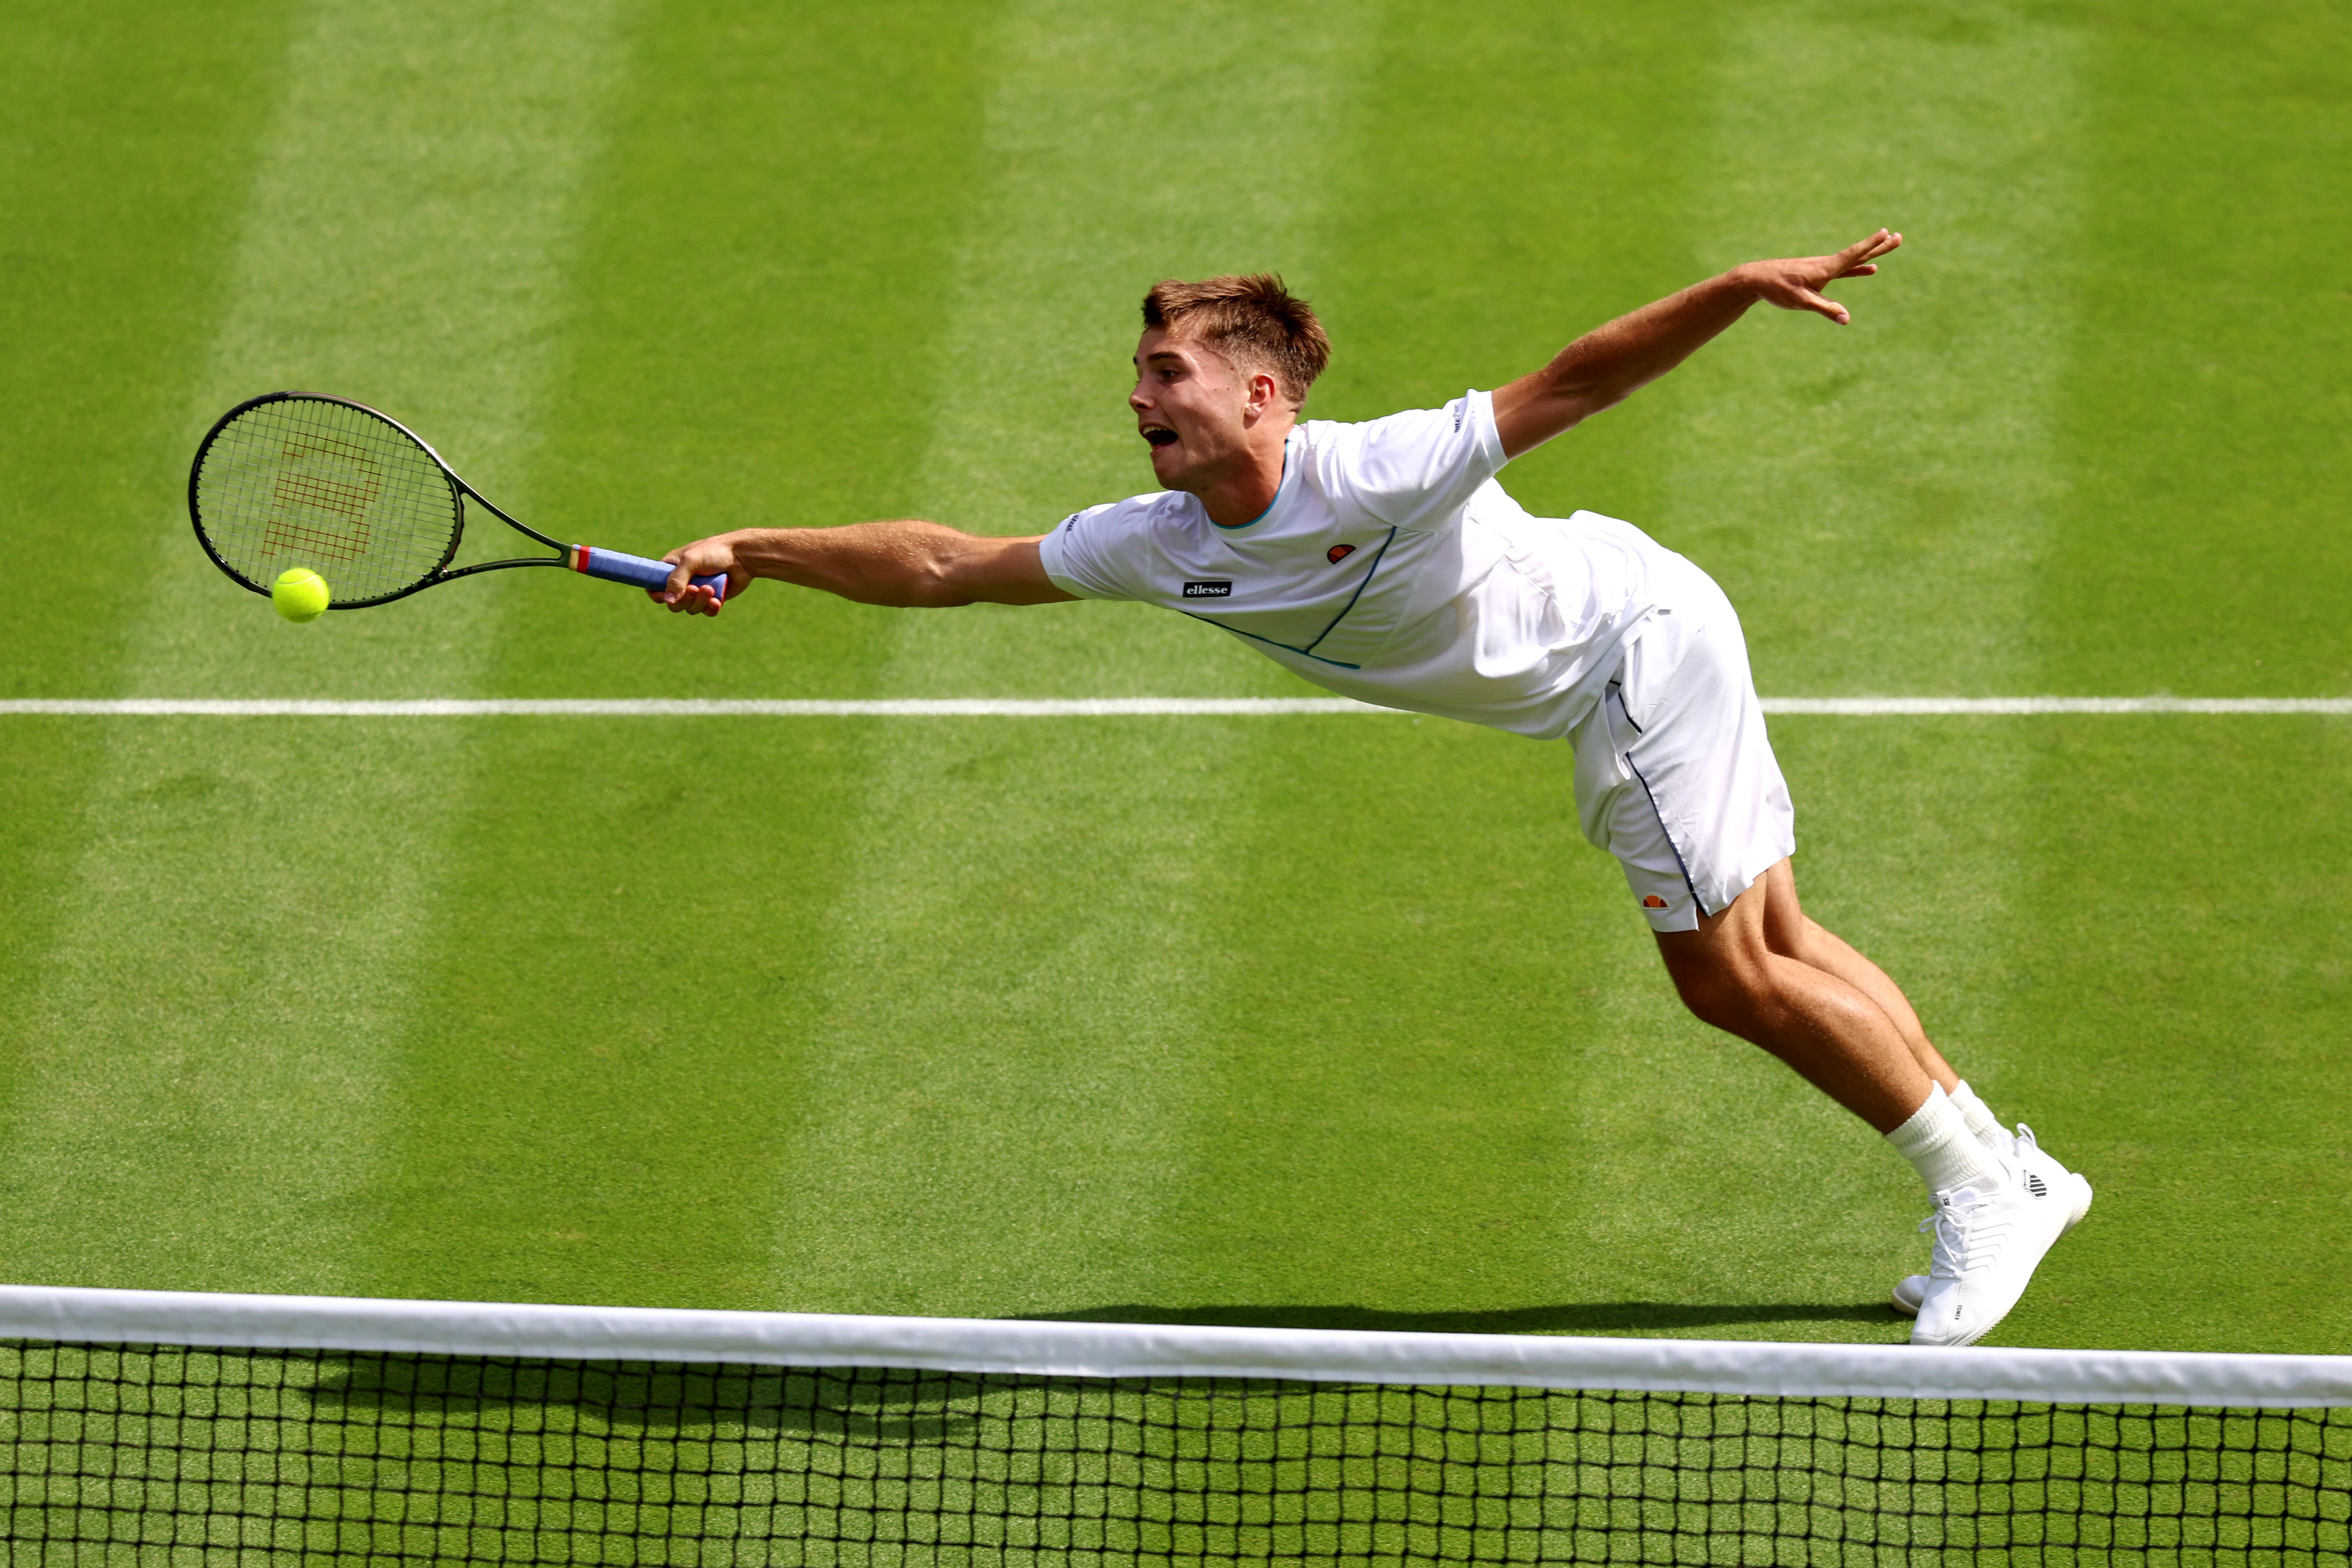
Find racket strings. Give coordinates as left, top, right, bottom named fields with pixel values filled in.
left=194, top=398, right=462, bottom=605
left=261, top=430, right=385, bottom=563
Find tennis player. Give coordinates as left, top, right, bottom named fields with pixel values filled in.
left=652, top=231, right=2091, bottom=1346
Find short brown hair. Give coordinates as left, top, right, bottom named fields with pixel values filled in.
left=1141, top=274, right=1330, bottom=405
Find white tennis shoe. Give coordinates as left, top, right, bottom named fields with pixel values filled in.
left=2013, top=1123, right=2096, bottom=1231
left=1907, top=1157, right=2077, bottom=1347
left=1891, top=1124, right=2092, bottom=1319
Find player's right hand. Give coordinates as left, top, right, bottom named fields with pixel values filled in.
left=655, top=534, right=747, bottom=616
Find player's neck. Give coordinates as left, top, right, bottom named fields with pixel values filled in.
left=1192, top=424, right=1292, bottom=529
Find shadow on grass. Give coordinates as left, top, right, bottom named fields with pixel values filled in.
left=280, top=1305, right=1897, bottom=1439
left=1020, top=1302, right=1894, bottom=1334
left=305, top=1361, right=977, bottom=1440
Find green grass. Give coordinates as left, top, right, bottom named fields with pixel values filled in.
left=1, top=0, right=2347, bottom=1362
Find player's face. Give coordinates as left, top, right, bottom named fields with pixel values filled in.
left=1131, top=328, right=1254, bottom=493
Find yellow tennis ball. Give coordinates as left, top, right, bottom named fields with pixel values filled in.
left=272, top=568, right=331, bottom=622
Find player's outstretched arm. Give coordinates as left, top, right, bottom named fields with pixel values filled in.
left=1491, top=229, right=1901, bottom=460
left=651, top=522, right=1078, bottom=616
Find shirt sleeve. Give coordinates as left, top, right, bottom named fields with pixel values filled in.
left=1323, top=389, right=1507, bottom=533
left=1036, top=498, right=1156, bottom=601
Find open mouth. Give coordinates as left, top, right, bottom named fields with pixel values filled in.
left=1141, top=425, right=1178, bottom=449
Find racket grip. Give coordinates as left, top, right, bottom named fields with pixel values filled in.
left=569, top=545, right=727, bottom=602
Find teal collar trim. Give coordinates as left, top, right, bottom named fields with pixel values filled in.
left=1210, top=431, right=1299, bottom=533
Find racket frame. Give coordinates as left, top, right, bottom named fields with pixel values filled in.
left=189, top=390, right=664, bottom=609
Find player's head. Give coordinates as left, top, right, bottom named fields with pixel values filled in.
left=1132, top=274, right=1330, bottom=494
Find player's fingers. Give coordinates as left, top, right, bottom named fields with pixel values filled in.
left=1825, top=240, right=1888, bottom=279
left=659, top=556, right=695, bottom=605
left=1847, top=227, right=1898, bottom=259
left=1832, top=230, right=1884, bottom=265
left=1799, top=288, right=1850, bottom=324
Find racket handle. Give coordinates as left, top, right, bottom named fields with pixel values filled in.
left=569, top=545, right=727, bottom=602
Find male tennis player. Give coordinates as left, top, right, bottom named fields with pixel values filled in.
left=652, top=230, right=2091, bottom=1346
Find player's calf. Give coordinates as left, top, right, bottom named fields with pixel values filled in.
left=1656, top=908, right=1938, bottom=1136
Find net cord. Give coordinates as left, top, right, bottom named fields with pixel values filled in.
left=0, top=1285, right=2343, bottom=1409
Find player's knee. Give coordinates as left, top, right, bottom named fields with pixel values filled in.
left=1674, top=982, right=1741, bottom=1034
left=1665, top=955, right=1770, bottom=1034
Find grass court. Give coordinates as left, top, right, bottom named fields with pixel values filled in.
left=1, top=0, right=2346, bottom=1356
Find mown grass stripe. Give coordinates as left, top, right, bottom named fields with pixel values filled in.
left=764, top=0, right=1384, bottom=1319
left=5, top=698, right=2344, bottom=717
left=1670, top=2, right=2085, bottom=697
left=0, top=0, right=637, bottom=1297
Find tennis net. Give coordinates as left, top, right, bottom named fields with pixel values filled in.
left=1, top=1286, right=2346, bottom=1566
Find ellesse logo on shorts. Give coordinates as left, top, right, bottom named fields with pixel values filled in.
left=1182, top=581, right=1232, bottom=598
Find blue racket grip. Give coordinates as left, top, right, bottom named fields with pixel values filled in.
left=569, top=545, right=727, bottom=602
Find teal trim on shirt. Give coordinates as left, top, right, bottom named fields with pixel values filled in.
left=1177, top=522, right=1397, bottom=671
left=1298, top=527, right=1397, bottom=656
left=1209, top=433, right=1297, bottom=532
left=1180, top=614, right=1363, bottom=670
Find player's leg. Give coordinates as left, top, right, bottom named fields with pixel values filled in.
left=1649, top=867, right=1927, bottom=1130
left=1721, top=855, right=2090, bottom=1319
left=1747, top=860, right=1959, bottom=1092
left=1571, top=561, right=2082, bottom=1344
left=1742, top=856, right=2092, bottom=1321
left=1611, top=827, right=2077, bottom=1347
left=1651, top=862, right=1930, bottom=1133
left=1576, top=660, right=1990, bottom=1175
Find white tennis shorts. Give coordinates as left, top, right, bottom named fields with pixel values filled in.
left=1568, top=559, right=1795, bottom=933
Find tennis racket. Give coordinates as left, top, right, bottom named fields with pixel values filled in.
left=188, top=391, right=723, bottom=610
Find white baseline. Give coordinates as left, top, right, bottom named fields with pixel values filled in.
left=0, top=697, right=2345, bottom=717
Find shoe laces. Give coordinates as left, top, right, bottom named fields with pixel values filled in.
left=1918, top=1167, right=2016, bottom=1279
left=1920, top=1191, right=1978, bottom=1278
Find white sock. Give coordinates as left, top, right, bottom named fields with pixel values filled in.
left=1886, top=1085, right=2009, bottom=1195
left=1947, top=1079, right=2010, bottom=1151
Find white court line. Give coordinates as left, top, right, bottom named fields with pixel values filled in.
left=0, top=698, right=1369, bottom=717
left=1763, top=697, right=2352, bottom=715
left=2, top=697, right=2350, bottom=717
left=0, top=697, right=2346, bottom=717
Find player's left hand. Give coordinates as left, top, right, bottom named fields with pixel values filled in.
left=654, top=534, right=748, bottom=616
left=1734, top=229, right=1902, bottom=325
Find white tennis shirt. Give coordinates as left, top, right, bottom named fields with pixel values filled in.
left=1038, top=390, right=1678, bottom=739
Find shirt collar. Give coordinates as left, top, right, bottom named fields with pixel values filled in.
left=1207, top=428, right=1301, bottom=534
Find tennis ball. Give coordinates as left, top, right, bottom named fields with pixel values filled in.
left=272, top=568, right=331, bottom=622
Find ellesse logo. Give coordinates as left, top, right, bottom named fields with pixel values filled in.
left=1182, top=580, right=1232, bottom=598
left=1327, top=543, right=1357, bottom=565
left=1643, top=895, right=1668, bottom=909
